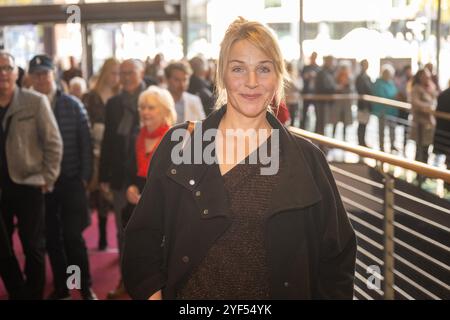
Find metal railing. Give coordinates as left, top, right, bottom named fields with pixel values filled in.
left=301, top=93, right=450, bottom=121
left=300, top=92, right=449, bottom=189
left=289, top=126, right=450, bottom=300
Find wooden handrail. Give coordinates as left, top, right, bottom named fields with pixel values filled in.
left=302, top=93, right=360, bottom=101
left=289, top=126, right=450, bottom=184
left=301, top=93, right=450, bottom=121
left=360, top=94, right=410, bottom=111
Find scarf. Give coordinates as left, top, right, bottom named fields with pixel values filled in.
left=117, top=82, right=146, bottom=137
left=136, top=123, right=169, bottom=178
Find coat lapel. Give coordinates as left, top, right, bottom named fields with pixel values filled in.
left=166, top=107, right=229, bottom=219
left=265, top=115, right=322, bottom=218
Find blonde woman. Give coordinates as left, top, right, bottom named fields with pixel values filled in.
left=82, top=58, right=120, bottom=251
left=122, top=86, right=176, bottom=225
left=122, top=18, right=356, bottom=300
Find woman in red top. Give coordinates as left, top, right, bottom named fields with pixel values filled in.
left=122, top=86, right=176, bottom=227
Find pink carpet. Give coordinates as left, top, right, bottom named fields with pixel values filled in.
left=0, top=211, right=128, bottom=300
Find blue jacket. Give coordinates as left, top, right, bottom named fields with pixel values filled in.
left=371, top=78, right=399, bottom=117
left=53, top=90, right=93, bottom=182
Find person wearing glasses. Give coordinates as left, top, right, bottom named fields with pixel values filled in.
left=28, top=54, right=95, bottom=300
left=99, top=58, right=147, bottom=299
left=0, top=51, right=63, bottom=299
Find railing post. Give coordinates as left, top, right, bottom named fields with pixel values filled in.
left=382, top=169, right=395, bottom=300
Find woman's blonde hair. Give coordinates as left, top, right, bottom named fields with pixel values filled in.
left=94, top=57, right=120, bottom=94
left=138, top=86, right=177, bottom=126
left=215, top=17, right=288, bottom=109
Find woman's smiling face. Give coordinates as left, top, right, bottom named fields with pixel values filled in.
left=224, top=39, right=278, bottom=119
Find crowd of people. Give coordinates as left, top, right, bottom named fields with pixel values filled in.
left=297, top=52, right=449, bottom=165
left=0, top=17, right=449, bottom=300
left=0, top=51, right=217, bottom=300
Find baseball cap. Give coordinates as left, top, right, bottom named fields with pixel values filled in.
left=29, top=54, right=54, bottom=74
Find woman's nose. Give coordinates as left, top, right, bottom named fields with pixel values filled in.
left=245, top=71, right=258, bottom=89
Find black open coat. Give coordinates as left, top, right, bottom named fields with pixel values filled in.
left=122, top=106, right=356, bottom=300
left=433, top=88, right=450, bottom=157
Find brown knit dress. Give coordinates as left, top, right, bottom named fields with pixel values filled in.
left=177, top=138, right=282, bottom=300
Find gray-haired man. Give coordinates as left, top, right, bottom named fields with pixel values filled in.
left=0, top=51, right=63, bottom=299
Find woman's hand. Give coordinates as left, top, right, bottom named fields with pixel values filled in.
left=100, top=182, right=110, bottom=194
left=148, top=290, right=162, bottom=300
left=126, top=185, right=141, bottom=204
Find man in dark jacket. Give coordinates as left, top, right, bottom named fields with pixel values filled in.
left=315, top=55, right=336, bottom=135
left=99, top=59, right=146, bottom=251
left=355, top=59, right=373, bottom=147
left=433, top=87, right=450, bottom=189
left=29, top=54, right=95, bottom=300
left=188, top=56, right=215, bottom=116
left=300, top=52, right=320, bottom=129
left=99, top=59, right=146, bottom=298
left=122, top=106, right=357, bottom=300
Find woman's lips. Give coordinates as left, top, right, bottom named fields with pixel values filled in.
left=240, top=94, right=262, bottom=100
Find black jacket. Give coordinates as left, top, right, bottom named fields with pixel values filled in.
left=99, top=87, right=144, bottom=190
left=54, top=91, right=93, bottom=182
left=315, top=68, right=336, bottom=95
left=434, top=88, right=450, bottom=156
left=355, top=72, right=373, bottom=112
left=122, top=107, right=356, bottom=300
left=188, top=75, right=215, bottom=116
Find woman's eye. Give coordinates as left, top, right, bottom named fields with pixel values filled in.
left=232, top=66, right=244, bottom=73
left=258, top=66, right=271, bottom=73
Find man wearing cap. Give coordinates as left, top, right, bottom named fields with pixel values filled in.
left=28, top=54, right=96, bottom=300
left=0, top=51, right=63, bottom=299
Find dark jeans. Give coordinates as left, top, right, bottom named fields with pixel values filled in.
left=378, top=113, right=396, bottom=152
left=358, top=123, right=367, bottom=146
left=45, top=176, right=92, bottom=294
left=287, top=102, right=299, bottom=127
left=415, top=145, right=430, bottom=186
left=315, top=102, right=329, bottom=135
left=0, top=206, right=27, bottom=299
left=89, top=189, right=112, bottom=248
left=300, top=99, right=315, bottom=129
left=0, top=182, right=46, bottom=299
left=415, top=145, right=430, bottom=163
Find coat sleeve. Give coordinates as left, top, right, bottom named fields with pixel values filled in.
left=121, top=130, right=173, bottom=300
left=313, top=146, right=357, bottom=299
left=36, top=94, right=63, bottom=188
left=99, top=99, right=114, bottom=183
left=77, top=101, right=93, bottom=183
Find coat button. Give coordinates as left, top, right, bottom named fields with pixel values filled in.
left=203, top=209, right=209, bottom=215
left=189, top=179, right=195, bottom=186
left=284, top=282, right=290, bottom=288
left=182, top=256, right=190, bottom=263
left=171, top=169, right=177, bottom=175
left=195, top=191, right=201, bottom=197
